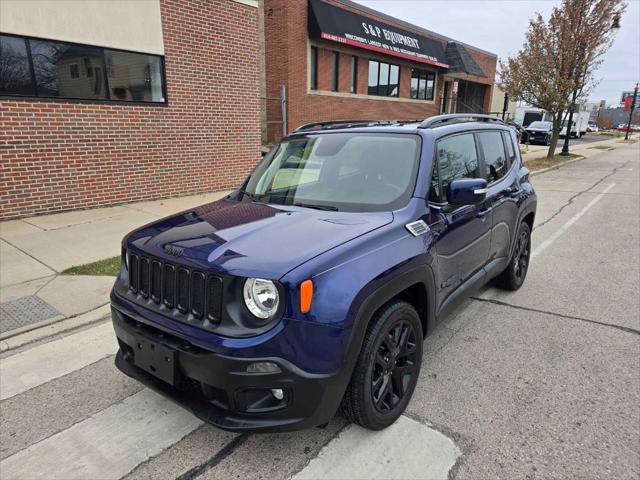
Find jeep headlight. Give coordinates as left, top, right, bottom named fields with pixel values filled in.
left=243, top=278, right=279, bottom=319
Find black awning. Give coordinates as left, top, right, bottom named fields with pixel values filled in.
left=445, top=42, right=486, bottom=77
left=308, top=0, right=449, bottom=68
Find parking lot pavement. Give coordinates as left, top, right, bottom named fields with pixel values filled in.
left=0, top=143, right=638, bottom=479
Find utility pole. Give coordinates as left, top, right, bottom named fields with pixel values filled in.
left=624, top=83, right=638, bottom=141
left=502, top=93, right=509, bottom=121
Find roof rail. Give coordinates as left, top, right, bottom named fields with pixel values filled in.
left=418, top=114, right=504, bottom=129
left=293, top=120, right=375, bottom=132
left=293, top=119, right=413, bottom=132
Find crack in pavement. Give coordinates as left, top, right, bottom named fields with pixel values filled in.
left=175, top=433, right=250, bottom=480
left=533, top=159, right=631, bottom=231
left=471, top=297, right=640, bottom=336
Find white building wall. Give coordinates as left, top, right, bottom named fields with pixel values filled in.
left=0, top=0, right=164, bottom=54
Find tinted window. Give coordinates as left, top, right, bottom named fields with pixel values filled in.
left=310, top=46, right=318, bottom=90
left=411, top=69, right=435, bottom=100
left=350, top=56, right=357, bottom=93
left=503, top=131, right=516, bottom=164
left=30, top=39, right=107, bottom=99
left=478, top=131, right=508, bottom=183
left=389, top=64, right=399, bottom=96
left=331, top=51, right=339, bottom=92
left=0, top=35, right=35, bottom=95
left=1, top=34, right=166, bottom=103
left=104, top=50, right=164, bottom=102
left=433, top=133, right=480, bottom=202
left=243, top=133, right=420, bottom=212
left=378, top=62, right=389, bottom=95
left=367, top=60, right=378, bottom=95
left=367, top=60, right=399, bottom=97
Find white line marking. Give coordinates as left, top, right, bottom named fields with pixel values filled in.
left=0, top=389, right=203, bottom=480
left=532, top=183, right=616, bottom=258
left=293, top=415, right=460, bottom=480
left=0, top=321, right=117, bottom=400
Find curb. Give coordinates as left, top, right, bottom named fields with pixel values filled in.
left=0, top=304, right=111, bottom=352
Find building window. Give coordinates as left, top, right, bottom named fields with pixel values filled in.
left=104, top=50, right=164, bottom=102
left=367, top=60, right=399, bottom=97
left=310, top=46, right=318, bottom=90
left=350, top=56, right=357, bottom=94
left=411, top=69, right=435, bottom=101
left=69, top=64, right=80, bottom=79
left=331, top=51, right=339, bottom=92
left=0, top=35, right=35, bottom=96
left=0, top=33, right=166, bottom=103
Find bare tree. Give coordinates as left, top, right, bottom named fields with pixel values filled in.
left=500, top=0, right=625, bottom=158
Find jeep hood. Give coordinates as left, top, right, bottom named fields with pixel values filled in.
left=126, top=198, right=393, bottom=279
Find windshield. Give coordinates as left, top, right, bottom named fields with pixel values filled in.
left=528, top=121, right=552, bottom=129
left=241, top=133, right=421, bottom=212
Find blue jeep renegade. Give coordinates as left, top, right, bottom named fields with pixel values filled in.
left=111, top=114, right=537, bottom=432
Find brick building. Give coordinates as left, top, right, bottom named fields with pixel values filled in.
left=0, top=0, right=261, bottom=219
left=264, top=0, right=497, bottom=143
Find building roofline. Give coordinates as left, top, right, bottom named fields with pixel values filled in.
left=335, top=0, right=498, bottom=58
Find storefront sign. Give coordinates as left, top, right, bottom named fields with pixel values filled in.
left=308, top=0, right=449, bottom=68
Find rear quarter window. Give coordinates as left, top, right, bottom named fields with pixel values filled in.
left=478, top=131, right=508, bottom=183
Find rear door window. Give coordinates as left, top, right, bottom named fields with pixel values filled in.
left=478, top=131, right=508, bottom=183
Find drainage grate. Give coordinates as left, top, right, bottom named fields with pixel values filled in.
left=0, top=296, right=61, bottom=334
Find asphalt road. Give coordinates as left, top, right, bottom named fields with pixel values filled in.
left=1, top=143, right=638, bottom=479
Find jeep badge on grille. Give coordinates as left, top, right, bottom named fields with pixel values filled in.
left=165, top=245, right=184, bottom=257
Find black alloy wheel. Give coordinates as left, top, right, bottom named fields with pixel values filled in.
left=512, top=229, right=530, bottom=283
left=340, top=301, right=423, bottom=430
left=371, top=320, right=418, bottom=413
left=493, top=221, right=532, bottom=291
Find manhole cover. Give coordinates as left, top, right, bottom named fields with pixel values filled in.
left=0, top=296, right=61, bottom=334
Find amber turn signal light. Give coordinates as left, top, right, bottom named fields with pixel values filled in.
left=300, top=279, right=313, bottom=313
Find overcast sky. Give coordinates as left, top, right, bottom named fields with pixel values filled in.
left=354, top=0, right=640, bottom=106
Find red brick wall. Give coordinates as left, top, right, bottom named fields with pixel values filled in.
left=264, top=0, right=496, bottom=143
left=0, top=0, right=261, bottom=219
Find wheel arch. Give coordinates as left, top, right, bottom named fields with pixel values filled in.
left=345, top=265, right=437, bottom=369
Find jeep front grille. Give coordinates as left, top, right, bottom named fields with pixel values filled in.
left=127, top=251, right=222, bottom=325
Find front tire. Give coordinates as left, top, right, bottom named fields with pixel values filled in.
left=493, top=221, right=531, bottom=291
left=340, top=301, right=423, bottom=430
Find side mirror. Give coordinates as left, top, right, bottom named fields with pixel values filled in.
left=447, top=178, right=488, bottom=205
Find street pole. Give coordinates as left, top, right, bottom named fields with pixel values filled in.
left=560, top=90, right=578, bottom=156
left=502, top=93, right=509, bottom=121
left=624, top=83, right=638, bottom=141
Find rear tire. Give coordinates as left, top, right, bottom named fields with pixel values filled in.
left=340, top=301, right=423, bottom=430
left=493, top=221, right=531, bottom=291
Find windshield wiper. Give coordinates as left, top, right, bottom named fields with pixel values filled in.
left=237, top=188, right=262, bottom=202
left=293, top=202, right=339, bottom=211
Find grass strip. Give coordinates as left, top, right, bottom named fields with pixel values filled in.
left=524, top=153, right=582, bottom=172
left=62, top=256, right=120, bottom=276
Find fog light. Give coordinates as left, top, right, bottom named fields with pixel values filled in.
left=271, top=388, right=284, bottom=400
left=246, top=361, right=281, bottom=374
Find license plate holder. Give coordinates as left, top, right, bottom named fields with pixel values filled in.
left=133, top=335, right=177, bottom=386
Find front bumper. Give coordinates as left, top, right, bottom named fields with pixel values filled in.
left=111, top=306, right=346, bottom=432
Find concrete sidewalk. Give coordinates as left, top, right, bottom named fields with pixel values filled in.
left=520, top=133, right=633, bottom=163
left=0, top=190, right=230, bottom=344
